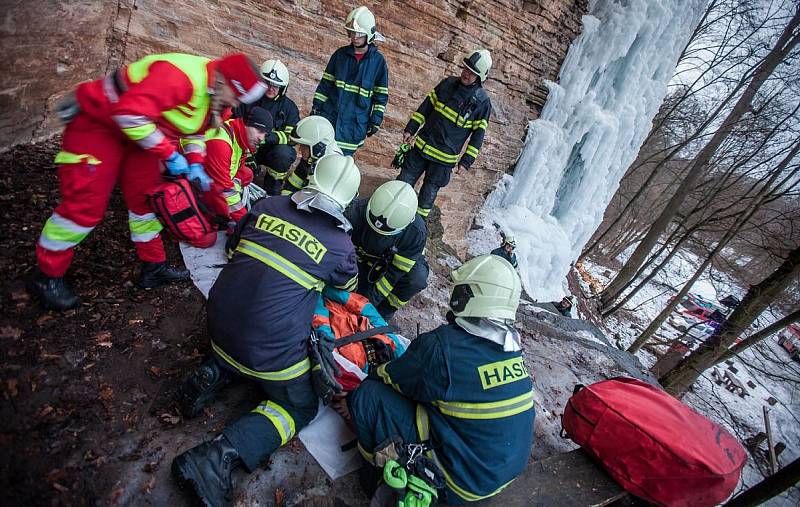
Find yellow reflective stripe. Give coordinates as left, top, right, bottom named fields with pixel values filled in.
left=236, top=239, right=324, bottom=291
left=54, top=151, right=101, bottom=165
left=121, top=122, right=157, bottom=141
left=334, top=273, right=359, bottom=291
left=386, top=292, right=407, bottom=310
left=337, top=140, right=364, bottom=151
left=334, top=80, right=372, bottom=98
left=281, top=189, right=294, bottom=196
left=287, top=172, right=305, bottom=189
left=410, top=112, right=426, bottom=125
left=265, top=166, right=287, bottom=179
left=357, top=442, right=375, bottom=464
left=314, top=92, right=328, bottom=102
left=428, top=90, right=486, bottom=129
left=374, top=86, right=389, bottom=95
left=375, top=276, right=394, bottom=297
left=376, top=363, right=402, bottom=393
left=465, top=145, right=479, bottom=158
left=391, top=254, right=416, bottom=273
left=415, top=406, right=512, bottom=501
left=433, top=391, right=534, bottom=420
left=472, top=119, right=488, bottom=130
left=414, top=137, right=459, bottom=164
left=211, top=339, right=311, bottom=381
left=322, top=72, right=335, bottom=82
left=275, top=131, right=288, bottom=144
left=372, top=104, right=386, bottom=113
left=253, top=400, right=296, bottom=445
left=416, top=207, right=431, bottom=217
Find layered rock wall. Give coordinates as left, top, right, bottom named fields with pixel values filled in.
left=0, top=0, right=586, bottom=251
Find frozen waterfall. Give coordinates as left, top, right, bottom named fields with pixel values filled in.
left=484, top=0, right=706, bottom=301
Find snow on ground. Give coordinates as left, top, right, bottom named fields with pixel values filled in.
left=584, top=251, right=800, bottom=505
left=482, top=0, right=706, bottom=302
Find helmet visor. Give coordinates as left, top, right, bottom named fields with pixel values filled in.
left=450, top=284, right=474, bottom=313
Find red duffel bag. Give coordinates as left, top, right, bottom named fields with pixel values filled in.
left=148, top=178, right=217, bottom=248
left=562, top=377, right=746, bottom=507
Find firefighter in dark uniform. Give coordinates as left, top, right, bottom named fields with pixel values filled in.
left=345, top=181, right=429, bottom=320
left=172, top=154, right=362, bottom=506
left=282, top=115, right=343, bottom=195
left=491, top=233, right=518, bottom=269
left=346, top=254, right=535, bottom=504
left=311, top=6, right=389, bottom=155
left=398, top=49, right=493, bottom=219
left=234, top=59, right=300, bottom=195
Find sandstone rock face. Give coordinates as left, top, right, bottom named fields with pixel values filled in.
left=1, top=0, right=585, bottom=252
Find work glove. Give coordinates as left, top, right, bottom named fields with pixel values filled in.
left=55, top=92, right=80, bottom=125
left=366, top=123, right=380, bottom=137
left=309, top=330, right=342, bottom=405
left=165, top=151, right=189, bottom=175
left=391, top=143, right=411, bottom=170
left=187, top=163, right=212, bottom=192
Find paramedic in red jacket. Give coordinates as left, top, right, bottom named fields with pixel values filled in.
left=202, top=107, right=273, bottom=224
left=29, top=53, right=267, bottom=311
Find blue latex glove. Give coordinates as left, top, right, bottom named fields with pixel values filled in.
left=165, top=151, right=189, bottom=175
left=187, top=163, right=212, bottom=192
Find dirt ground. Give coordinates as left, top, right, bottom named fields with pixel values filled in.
left=0, top=140, right=228, bottom=505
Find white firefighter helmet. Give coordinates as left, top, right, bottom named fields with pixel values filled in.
left=260, top=59, right=290, bottom=88
left=344, top=6, right=377, bottom=43
left=449, top=254, right=520, bottom=320
left=306, top=154, right=361, bottom=209
left=463, top=49, right=492, bottom=83
left=366, top=180, right=418, bottom=235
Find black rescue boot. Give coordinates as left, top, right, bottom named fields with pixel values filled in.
left=177, top=360, right=232, bottom=418
left=138, top=261, right=190, bottom=289
left=172, top=434, right=241, bottom=507
left=27, top=271, right=79, bottom=311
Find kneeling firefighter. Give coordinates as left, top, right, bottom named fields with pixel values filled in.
left=172, top=154, right=361, bottom=506
left=282, top=115, right=343, bottom=195
left=347, top=254, right=535, bottom=504
left=345, top=180, right=429, bottom=320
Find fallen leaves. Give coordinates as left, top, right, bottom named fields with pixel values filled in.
left=38, top=404, right=55, bottom=418
left=95, top=330, right=113, bottom=348
left=160, top=412, right=181, bottom=425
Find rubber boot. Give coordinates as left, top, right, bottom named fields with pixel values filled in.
left=172, top=434, right=241, bottom=507
left=27, top=271, right=79, bottom=311
left=138, top=261, right=190, bottom=289
left=177, top=360, right=233, bottom=418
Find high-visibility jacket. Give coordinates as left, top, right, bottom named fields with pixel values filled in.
left=312, top=44, right=389, bottom=153
left=75, top=53, right=216, bottom=164
left=208, top=196, right=359, bottom=383
left=372, top=323, right=535, bottom=503
left=344, top=198, right=428, bottom=309
left=235, top=93, right=300, bottom=146
left=202, top=118, right=252, bottom=221
left=404, top=76, right=491, bottom=169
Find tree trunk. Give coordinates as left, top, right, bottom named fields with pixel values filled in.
left=723, top=458, right=800, bottom=507
left=660, top=244, right=800, bottom=394
left=600, top=10, right=800, bottom=311
left=715, top=308, right=800, bottom=364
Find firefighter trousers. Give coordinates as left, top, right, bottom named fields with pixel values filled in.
left=396, top=148, right=453, bottom=218
left=221, top=370, right=319, bottom=471
left=256, top=144, right=296, bottom=196
left=36, top=113, right=167, bottom=277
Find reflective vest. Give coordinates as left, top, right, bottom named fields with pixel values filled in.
left=126, top=53, right=212, bottom=134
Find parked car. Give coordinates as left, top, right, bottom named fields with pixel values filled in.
left=668, top=314, right=717, bottom=341
left=777, top=324, right=800, bottom=361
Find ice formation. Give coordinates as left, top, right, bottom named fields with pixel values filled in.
left=485, top=0, right=706, bottom=301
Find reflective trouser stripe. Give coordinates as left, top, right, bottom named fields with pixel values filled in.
left=211, top=339, right=311, bottom=381
left=39, top=212, right=94, bottom=251
left=357, top=442, right=375, bottom=464
left=314, top=92, right=327, bottom=102
left=416, top=207, right=431, bottom=217
left=410, top=112, right=426, bottom=126
left=433, top=391, right=534, bottom=420
left=386, top=292, right=407, bottom=310
left=337, top=140, right=364, bottom=152
left=415, top=405, right=514, bottom=501
left=236, top=239, right=324, bottom=291
left=375, top=276, right=393, bottom=297
left=252, top=400, right=296, bottom=445
left=54, top=151, right=101, bottom=166
left=128, top=211, right=162, bottom=242
left=376, top=363, right=402, bottom=393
